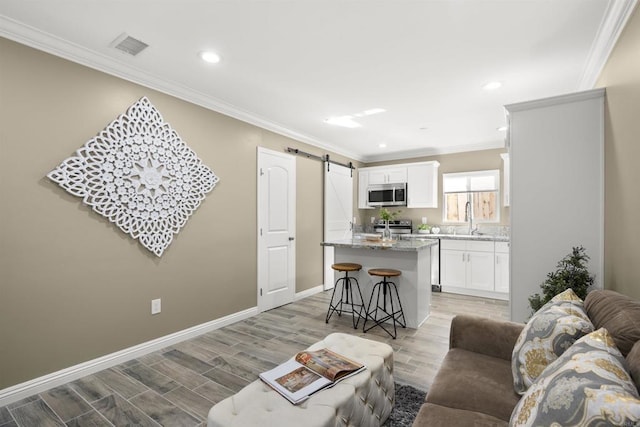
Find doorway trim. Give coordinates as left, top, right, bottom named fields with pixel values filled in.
left=256, top=147, right=296, bottom=313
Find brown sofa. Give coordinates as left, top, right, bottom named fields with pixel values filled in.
left=413, top=290, right=640, bottom=426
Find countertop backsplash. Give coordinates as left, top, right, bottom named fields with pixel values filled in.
left=437, top=224, right=510, bottom=237
left=356, top=224, right=510, bottom=238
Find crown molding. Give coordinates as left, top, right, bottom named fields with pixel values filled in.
left=4, top=3, right=624, bottom=165
left=578, top=0, right=638, bottom=90
left=0, top=15, right=365, bottom=162
left=361, top=140, right=506, bottom=164
left=505, top=88, right=605, bottom=113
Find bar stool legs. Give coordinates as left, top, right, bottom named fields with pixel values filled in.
left=325, top=263, right=365, bottom=329
left=363, top=269, right=406, bottom=339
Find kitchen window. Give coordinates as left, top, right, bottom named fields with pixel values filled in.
left=442, top=170, right=500, bottom=223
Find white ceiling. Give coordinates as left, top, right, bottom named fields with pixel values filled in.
left=0, top=1, right=636, bottom=162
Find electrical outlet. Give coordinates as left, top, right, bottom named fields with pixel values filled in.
left=370, top=216, right=375, bottom=224
left=151, top=298, right=161, bottom=315
left=422, top=217, right=427, bottom=224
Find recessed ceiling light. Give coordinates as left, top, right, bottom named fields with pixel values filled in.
left=199, top=51, right=221, bottom=64
left=483, top=81, right=502, bottom=90
left=363, top=108, right=386, bottom=116
left=497, top=126, right=508, bottom=132
left=324, top=108, right=385, bottom=128
left=325, top=116, right=361, bottom=128
left=379, top=143, right=387, bottom=148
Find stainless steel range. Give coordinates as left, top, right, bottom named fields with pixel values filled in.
left=373, top=219, right=412, bottom=235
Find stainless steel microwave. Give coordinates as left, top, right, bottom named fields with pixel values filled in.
left=367, top=183, right=407, bottom=207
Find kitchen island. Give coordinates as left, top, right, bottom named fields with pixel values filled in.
left=321, top=238, right=437, bottom=329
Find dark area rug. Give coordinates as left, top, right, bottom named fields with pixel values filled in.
left=383, top=383, right=428, bottom=426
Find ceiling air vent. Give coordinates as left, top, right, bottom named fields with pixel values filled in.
left=111, top=33, right=149, bottom=56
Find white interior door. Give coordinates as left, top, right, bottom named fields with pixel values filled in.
left=258, top=147, right=296, bottom=312
left=324, top=163, right=353, bottom=290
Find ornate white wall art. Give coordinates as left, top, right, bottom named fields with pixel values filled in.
left=48, top=97, right=219, bottom=257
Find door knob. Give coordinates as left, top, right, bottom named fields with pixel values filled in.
left=289, top=237, right=295, bottom=241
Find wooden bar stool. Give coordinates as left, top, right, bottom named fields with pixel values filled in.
left=325, top=263, right=365, bottom=329
left=363, top=268, right=406, bottom=339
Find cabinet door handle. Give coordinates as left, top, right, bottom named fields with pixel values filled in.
left=462, top=253, right=465, bottom=263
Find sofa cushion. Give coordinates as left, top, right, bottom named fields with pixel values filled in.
left=510, top=328, right=640, bottom=426
left=449, top=315, right=524, bottom=361
left=511, top=288, right=594, bottom=394
left=584, top=289, right=640, bottom=357
left=413, top=402, right=508, bottom=427
left=425, top=348, right=520, bottom=422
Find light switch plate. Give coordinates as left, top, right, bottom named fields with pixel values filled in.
left=151, top=298, right=161, bottom=315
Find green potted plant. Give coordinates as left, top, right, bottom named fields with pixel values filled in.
left=528, top=246, right=594, bottom=314
left=417, top=223, right=431, bottom=234
left=378, top=207, right=400, bottom=221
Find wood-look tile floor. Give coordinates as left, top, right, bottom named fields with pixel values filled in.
left=0, top=291, right=508, bottom=426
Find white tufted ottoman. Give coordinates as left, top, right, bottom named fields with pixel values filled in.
left=207, top=333, right=395, bottom=427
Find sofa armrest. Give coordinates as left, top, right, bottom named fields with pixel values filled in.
left=449, top=315, right=524, bottom=361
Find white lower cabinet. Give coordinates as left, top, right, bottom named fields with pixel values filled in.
left=441, top=247, right=467, bottom=288
left=494, top=242, right=510, bottom=294
left=468, top=249, right=495, bottom=291
left=440, top=239, right=508, bottom=300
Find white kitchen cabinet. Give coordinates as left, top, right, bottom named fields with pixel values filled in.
left=440, top=244, right=467, bottom=288
left=440, top=239, right=507, bottom=300
left=500, top=153, right=510, bottom=207
left=406, top=161, right=439, bottom=208
left=467, top=249, right=495, bottom=291
left=367, top=167, right=407, bottom=185
left=358, top=170, right=372, bottom=209
left=494, top=242, right=510, bottom=294
left=358, top=161, right=438, bottom=209
left=358, top=166, right=407, bottom=209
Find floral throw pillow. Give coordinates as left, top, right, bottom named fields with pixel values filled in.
left=512, top=288, right=594, bottom=394
left=510, top=328, right=640, bottom=426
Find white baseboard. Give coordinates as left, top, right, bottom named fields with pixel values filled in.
left=295, top=285, right=324, bottom=301
left=0, top=306, right=258, bottom=407
left=441, top=286, right=509, bottom=301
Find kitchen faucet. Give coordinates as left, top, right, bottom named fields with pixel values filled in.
left=464, top=200, right=477, bottom=235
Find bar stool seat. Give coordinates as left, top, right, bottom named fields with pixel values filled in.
left=363, top=268, right=406, bottom=339
left=368, top=268, right=401, bottom=278
left=325, top=263, right=365, bottom=329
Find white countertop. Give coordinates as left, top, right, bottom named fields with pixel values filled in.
left=321, top=238, right=438, bottom=252
left=402, top=233, right=510, bottom=242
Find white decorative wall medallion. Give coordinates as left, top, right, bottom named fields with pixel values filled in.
left=48, top=97, right=219, bottom=256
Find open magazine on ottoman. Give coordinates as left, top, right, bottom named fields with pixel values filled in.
left=259, top=348, right=366, bottom=404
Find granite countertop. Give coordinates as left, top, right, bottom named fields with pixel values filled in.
left=402, top=233, right=510, bottom=242
left=321, top=238, right=438, bottom=252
